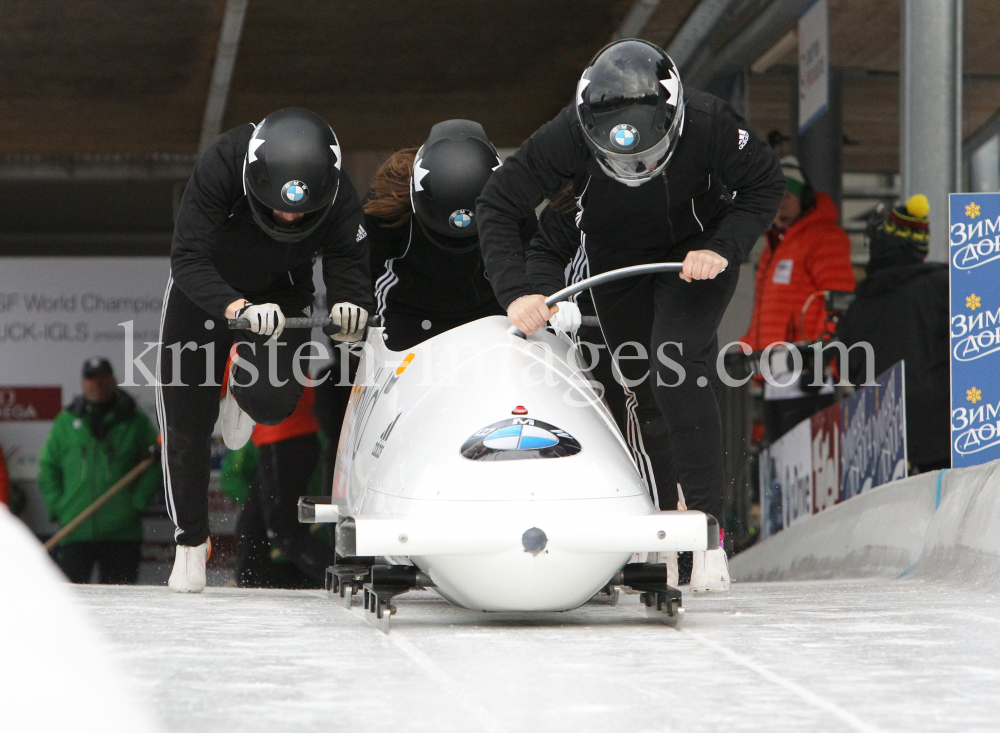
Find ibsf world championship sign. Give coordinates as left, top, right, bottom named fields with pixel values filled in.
left=950, top=193, right=1000, bottom=467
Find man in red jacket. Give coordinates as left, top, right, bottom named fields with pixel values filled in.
left=742, top=156, right=855, bottom=439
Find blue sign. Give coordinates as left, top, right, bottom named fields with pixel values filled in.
left=949, top=193, right=1000, bottom=467
left=839, top=361, right=907, bottom=501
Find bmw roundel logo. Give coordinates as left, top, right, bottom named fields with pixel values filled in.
left=461, top=418, right=581, bottom=461
left=610, top=124, right=639, bottom=149
left=281, top=180, right=308, bottom=205
left=449, top=209, right=474, bottom=231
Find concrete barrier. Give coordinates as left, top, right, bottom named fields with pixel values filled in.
left=730, top=459, right=1000, bottom=586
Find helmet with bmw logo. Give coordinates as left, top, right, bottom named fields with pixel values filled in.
left=576, top=40, right=685, bottom=187
left=410, top=119, right=502, bottom=252
left=244, top=108, right=343, bottom=242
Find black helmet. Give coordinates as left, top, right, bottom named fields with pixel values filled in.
left=410, top=120, right=501, bottom=252
left=244, top=108, right=342, bottom=242
left=576, top=39, right=685, bottom=187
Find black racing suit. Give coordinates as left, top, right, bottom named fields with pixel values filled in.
left=368, top=214, right=537, bottom=351
left=526, top=204, right=628, bottom=434
left=158, top=123, right=373, bottom=547
left=477, top=93, right=784, bottom=520
left=527, top=202, right=678, bottom=507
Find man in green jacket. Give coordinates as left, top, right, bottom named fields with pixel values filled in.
left=38, top=358, right=161, bottom=584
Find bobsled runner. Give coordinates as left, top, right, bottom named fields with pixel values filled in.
left=295, top=264, right=719, bottom=632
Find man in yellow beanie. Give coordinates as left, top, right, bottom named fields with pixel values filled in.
left=837, top=194, right=950, bottom=472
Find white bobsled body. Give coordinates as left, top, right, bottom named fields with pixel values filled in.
left=331, top=316, right=709, bottom=612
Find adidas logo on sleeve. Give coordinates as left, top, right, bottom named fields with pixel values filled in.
left=356, top=224, right=367, bottom=242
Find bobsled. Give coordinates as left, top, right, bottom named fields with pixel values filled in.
left=297, top=264, right=718, bottom=631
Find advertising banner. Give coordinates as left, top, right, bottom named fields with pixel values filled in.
left=798, top=0, right=829, bottom=133
left=839, top=361, right=907, bottom=501
left=759, top=419, right=813, bottom=540
left=760, top=361, right=906, bottom=539
left=810, top=406, right=840, bottom=513
left=949, top=192, right=1000, bottom=467
left=0, top=258, right=171, bottom=533
left=0, top=258, right=170, bottom=481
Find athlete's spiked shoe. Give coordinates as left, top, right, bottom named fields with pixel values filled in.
left=168, top=539, right=211, bottom=593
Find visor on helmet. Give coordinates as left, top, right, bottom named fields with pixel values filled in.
left=244, top=169, right=334, bottom=243
left=413, top=215, right=481, bottom=254
left=592, top=102, right=685, bottom=186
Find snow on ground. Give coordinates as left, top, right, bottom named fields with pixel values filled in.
left=75, top=579, right=1000, bottom=733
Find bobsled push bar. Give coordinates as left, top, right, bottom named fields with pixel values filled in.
left=510, top=262, right=685, bottom=338
left=226, top=315, right=385, bottom=330
left=332, top=511, right=719, bottom=557
left=226, top=264, right=686, bottom=331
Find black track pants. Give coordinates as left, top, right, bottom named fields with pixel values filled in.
left=156, top=276, right=313, bottom=546
left=254, top=433, right=332, bottom=584
left=591, top=267, right=738, bottom=520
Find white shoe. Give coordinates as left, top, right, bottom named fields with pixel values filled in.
left=222, top=359, right=255, bottom=450
left=690, top=548, right=731, bottom=593
left=168, top=539, right=211, bottom=593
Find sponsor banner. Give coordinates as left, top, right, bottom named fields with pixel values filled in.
left=949, top=193, right=1000, bottom=467
left=0, top=387, right=62, bottom=422
left=0, top=258, right=170, bottom=484
left=798, top=0, right=829, bottom=133
left=811, top=406, right=840, bottom=513
left=760, top=361, right=906, bottom=539
left=839, top=362, right=907, bottom=501
left=759, top=420, right=812, bottom=540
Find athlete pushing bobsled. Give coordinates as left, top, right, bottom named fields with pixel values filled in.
left=364, top=119, right=543, bottom=351
left=158, top=108, right=373, bottom=593
left=477, top=39, right=786, bottom=592
left=312, top=119, right=544, bottom=481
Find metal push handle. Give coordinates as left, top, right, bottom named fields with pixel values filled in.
left=510, top=262, right=686, bottom=338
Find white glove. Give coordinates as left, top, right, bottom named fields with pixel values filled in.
left=329, top=302, right=369, bottom=342
left=548, top=301, right=582, bottom=335
left=237, top=302, right=285, bottom=339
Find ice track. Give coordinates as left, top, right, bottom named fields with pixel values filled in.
left=76, top=579, right=1000, bottom=733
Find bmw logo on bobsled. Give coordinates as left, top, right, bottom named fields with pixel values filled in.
left=297, top=267, right=717, bottom=632
left=461, top=418, right=581, bottom=461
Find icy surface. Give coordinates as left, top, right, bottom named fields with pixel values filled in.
left=75, top=580, right=1000, bottom=733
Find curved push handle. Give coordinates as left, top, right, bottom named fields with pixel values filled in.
left=508, top=262, right=686, bottom=338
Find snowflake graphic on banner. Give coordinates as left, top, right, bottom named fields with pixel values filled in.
left=967, top=293, right=982, bottom=310
left=967, top=386, right=983, bottom=404
left=966, top=202, right=981, bottom=219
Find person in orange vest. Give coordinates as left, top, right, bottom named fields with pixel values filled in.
left=741, top=156, right=855, bottom=440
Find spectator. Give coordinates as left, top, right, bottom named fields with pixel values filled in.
left=38, top=358, right=161, bottom=584
left=742, top=156, right=856, bottom=440
left=838, top=195, right=950, bottom=472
